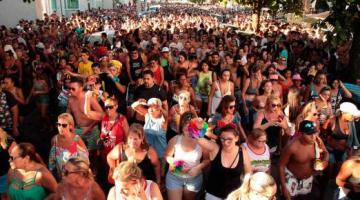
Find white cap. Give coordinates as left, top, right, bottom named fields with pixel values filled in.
left=339, top=102, right=360, bottom=117
left=161, top=47, right=170, bottom=52
left=147, top=98, right=162, bottom=107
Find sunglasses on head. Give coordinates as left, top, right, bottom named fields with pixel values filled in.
left=56, top=123, right=68, bottom=128
left=271, top=104, right=281, bottom=108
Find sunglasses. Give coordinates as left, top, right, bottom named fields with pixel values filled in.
left=271, top=104, right=281, bottom=108
left=228, top=105, right=235, bottom=109
left=63, top=169, right=82, bottom=177
left=220, top=137, right=234, bottom=142
left=9, top=156, right=21, bottom=162
left=105, top=105, right=115, bottom=110
left=56, top=123, right=68, bottom=128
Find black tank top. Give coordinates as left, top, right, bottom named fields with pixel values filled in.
left=261, top=117, right=282, bottom=149
left=121, top=147, right=156, bottom=181
left=129, top=55, right=144, bottom=80
left=330, top=118, right=350, bottom=140
left=206, top=147, right=244, bottom=198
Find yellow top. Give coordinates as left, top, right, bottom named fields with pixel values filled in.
left=78, top=61, right=94, bottom=76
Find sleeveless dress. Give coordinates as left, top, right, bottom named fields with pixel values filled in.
left=261, top=117, right=282, bottom=153
left=211, top=81, right=231, bottom=115
left=8, top=170, right=46, bottom=200
left=206, top=148, right=244, bottom=199
left=143, top=113, right=167, bottom=158
left=120, top=146, right=157, bottom=182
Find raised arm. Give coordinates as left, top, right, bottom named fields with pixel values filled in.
left=84, top=91, right=104, bottom=121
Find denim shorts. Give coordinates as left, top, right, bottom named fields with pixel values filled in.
left=165, top=171, right=203, bottom=192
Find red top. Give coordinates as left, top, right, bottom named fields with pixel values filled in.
left=153, top=66, right=162, bottom=85
left=100, top=114, right=126, bottom=155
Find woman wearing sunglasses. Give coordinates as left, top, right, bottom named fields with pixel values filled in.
left=197, top=125, right=252, bottom=200
left=98, top=98, right=129, bottom=184
left=48, top=113, right=89, bottom=180
left=208, top=95, right=246, bottom=141
left=253, top=95, right=290, bottom=155
left=8, top=143, right=57, bottom=200
left=49, top=158, right=105, bottom=200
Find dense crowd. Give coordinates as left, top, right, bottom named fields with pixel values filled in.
left=0, top=3, right=360, bottom=200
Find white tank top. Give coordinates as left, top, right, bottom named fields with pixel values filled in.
left=115, top=180, right=153, bottom=200
left=173, top=135, right=202, bottom=178
left=144, top=113, right=166, bottom=133
left=242, top=142, right=271, bottom=173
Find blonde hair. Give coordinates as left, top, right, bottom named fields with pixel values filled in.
left=227, top=172, right=276, bottom=200
left=105, top=97, right=118, bottom=105
left=0, top=128, right=8, bottom=149
left=300, top=101, right=316, bottom=119
left=58, top=113, right=75, bottom=127
left=265, top=95, right=282, bottom=111
left=66, top=157, right=93, bottom=180
left=112, top=160, right=142, bottom=182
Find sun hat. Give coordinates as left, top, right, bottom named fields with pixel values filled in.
left=339, top=102, right=360, bottom=117
left=147, top=98, right=162, bottom=107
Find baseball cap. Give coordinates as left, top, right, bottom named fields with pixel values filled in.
left=147, top=98, right=162, bottom=107
left=161, top=47, right=170, bottom=52
left=299, top=120, right=317, bottom=135
left=292, top=73, right=302, bottom=81
left=339, top=102, right=360, bottom=117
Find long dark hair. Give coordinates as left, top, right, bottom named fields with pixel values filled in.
left=216, top=95, right=236, bottom=116
left=179, top=111, right=196, bottom=134
left=17, top=143, right=46, bottom=166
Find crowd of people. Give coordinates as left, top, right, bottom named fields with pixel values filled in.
left=0, top=3, right=360, bottom=200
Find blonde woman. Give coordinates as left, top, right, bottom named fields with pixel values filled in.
left=253, top=95, right=290, bottom=154
left=0, top=128, right=16, bottom=200
left=48, top=113, right=89, bottom=180
left=107, top=161, right=163, bottom=200
left=49, top=158, right=105, bottom=200
left=295, top=101, right=320, bottom=137
left=227, top=172, right=277, bottom=200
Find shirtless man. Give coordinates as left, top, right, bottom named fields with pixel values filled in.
left=67, top=77, right=104, bottom=169
left=279, top=120, right=329, bottom=200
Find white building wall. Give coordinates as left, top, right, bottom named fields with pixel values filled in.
left=0, top=0, right=38, bottom=27
left=102, top=0, right=113, bottom=9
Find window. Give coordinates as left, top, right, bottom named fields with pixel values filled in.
left=66, top=0, right=79, bottom=9
left=51, top=0, right=57, bottom=10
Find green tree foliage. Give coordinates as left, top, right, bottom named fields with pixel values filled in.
left=233, top=0, right=303, bottom=31
left=321, top=0, right=360, bottom=82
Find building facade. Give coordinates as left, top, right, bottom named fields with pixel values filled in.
left=0, top=0, right=113, bottom=27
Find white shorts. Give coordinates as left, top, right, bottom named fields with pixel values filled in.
left=285, top=167, right=313, bottom=197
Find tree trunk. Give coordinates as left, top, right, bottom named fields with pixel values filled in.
left=348, top=17, right=360, bottom=83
